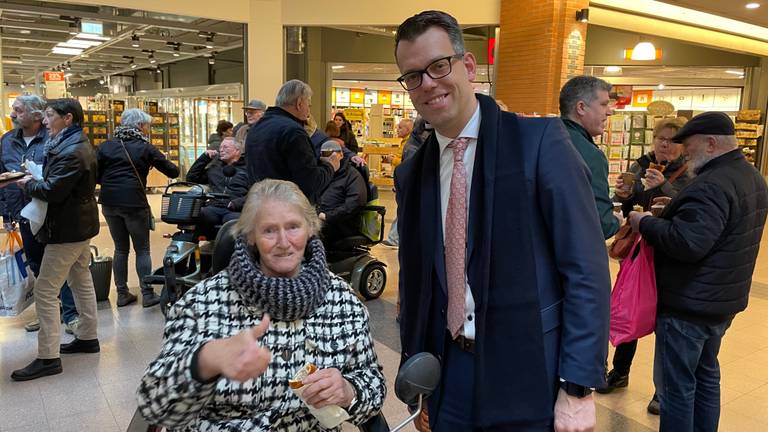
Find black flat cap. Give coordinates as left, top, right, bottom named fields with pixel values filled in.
left=672, top=111, right=735, bottom=143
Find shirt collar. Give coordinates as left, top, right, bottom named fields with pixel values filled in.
left=436, top=102, right=482, bottom=153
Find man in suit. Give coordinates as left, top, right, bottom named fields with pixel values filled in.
left=394, top=11, right=611, bottom=431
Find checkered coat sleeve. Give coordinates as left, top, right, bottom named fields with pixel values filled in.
left=136, top=271, right=386, bottom=431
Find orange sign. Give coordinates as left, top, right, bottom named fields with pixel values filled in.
left=350, top=89, right=365, bottom=106
left=632, top=90, right=654, bottom=108
left=44, top=71, right=65, bottom=82
left=377, top=91, right=392, bottom=106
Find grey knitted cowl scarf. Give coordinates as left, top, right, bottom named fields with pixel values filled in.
left=227, top=235, right=330, bottom=321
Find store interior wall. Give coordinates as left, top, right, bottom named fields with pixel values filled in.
left=585, top=25, right=760, bottom=67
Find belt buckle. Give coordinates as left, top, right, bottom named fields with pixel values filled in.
left=454, top=335, right=474, bottom=353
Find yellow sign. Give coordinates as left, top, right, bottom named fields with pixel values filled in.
left=377, top=91, right=392, bottom=106
left=350, top=89, right=365, bottom=106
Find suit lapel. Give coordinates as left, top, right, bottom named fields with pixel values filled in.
left=421, top=133, right=448, bottom=294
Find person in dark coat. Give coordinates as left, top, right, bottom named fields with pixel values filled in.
left=599, top=117, right=692, bottom=409
left=394, top=11, right=610, bottom=431
left=333, top=111, right=360, bottom=153
left=97, top=108, right=180, bottom=307
left=12, top=98, right=101, bottom=381
left=186, top=137, right=250, bottom=239
left=629, top=112, right=768, bottom=432
left=1, top=95, right=80, bottom=334
left=317, top=141, right=367, bottom=246
left=245, top=79, right=340, bottom=204
left=560, top=76, right=621, bottom=239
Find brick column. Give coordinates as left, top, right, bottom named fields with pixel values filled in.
left=495, top=0, right=589, bottom=115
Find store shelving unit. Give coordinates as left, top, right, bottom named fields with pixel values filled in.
left=83, top=110, right=110, bottom=146
left=735, top=109, right=763, bottom=167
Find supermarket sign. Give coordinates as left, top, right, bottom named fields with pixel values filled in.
left=44, top=71, right=67, bottom=99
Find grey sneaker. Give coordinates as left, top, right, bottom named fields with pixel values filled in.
left=24, top=319, right=40, bottom=332
left=63, top=317, right=81, bottom=336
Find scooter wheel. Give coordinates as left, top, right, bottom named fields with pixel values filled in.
left=359, top=263, right=386, bottom=300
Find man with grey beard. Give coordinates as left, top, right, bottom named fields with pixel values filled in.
left=628, top=111, right=768, bottom=432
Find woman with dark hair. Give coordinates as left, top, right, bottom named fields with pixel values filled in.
left=11, top=98, right=101, bottom=381
left=97, top=108, right=180, bottom=308
left=207, top=120, right=234, bottom=151
left=333, top=112, right=359, bottom=153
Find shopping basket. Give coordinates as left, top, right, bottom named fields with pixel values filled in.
left=160, top=183, right=206, bottom=224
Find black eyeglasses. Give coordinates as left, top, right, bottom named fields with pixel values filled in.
left=396, top=54, right=464, bottom=91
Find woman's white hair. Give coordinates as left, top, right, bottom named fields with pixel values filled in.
left=234, top=179, right=321, bottom=241
left=120, top=108, right=153, bottom=129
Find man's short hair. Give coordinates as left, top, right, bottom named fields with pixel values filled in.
left=395, top=10, right=465, bottom=56
left=559, top=76, right=612, bottom=117
left=15, top=95, right=46, bottom=121
left=221, top=136, right=244, bottom=153
left=275, top=79, right=312, bottom=108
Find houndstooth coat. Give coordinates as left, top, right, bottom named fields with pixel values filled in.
left=137, top=270, right=386, bottom=431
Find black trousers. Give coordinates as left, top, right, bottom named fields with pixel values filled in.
left=612, top=339, right=638, bottom=375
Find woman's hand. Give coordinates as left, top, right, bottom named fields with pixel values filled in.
left=614, top=178, right=631, bottom=199
left=300, top=368, right=356, bottom=409
left=197, top=315, right=272, bottom=382
left=643, top=168, right=665, bottom=189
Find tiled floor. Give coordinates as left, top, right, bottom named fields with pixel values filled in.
left=1, top=191, right=768, bottom=431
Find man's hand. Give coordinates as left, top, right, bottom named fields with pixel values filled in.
left=300, top=368, right=356, bottom=409
left=643, top=168, right=665, bottom=189
left=613, top=211, right=625, bottom=228
left=351, top=155, right=367, bottom=167
left=14, top=175, right=33, bottom=188
left=414, top=405, right=430, bottom=432
left=318, top=212, right=326, bottom=221
left=197, top=315, right=272, bottom=382
left=205, top=150, right=218, bottom=158
left=629, top=211, right=651, bottom=233
left=321, top=151, right=342, bottom=172
left=553, top=388, right=595, bottom=432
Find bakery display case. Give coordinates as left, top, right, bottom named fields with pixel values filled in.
left=83, top=110, right=109, bottom=146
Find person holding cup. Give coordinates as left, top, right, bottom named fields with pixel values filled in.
left=600, top=117, right=693, bottom=414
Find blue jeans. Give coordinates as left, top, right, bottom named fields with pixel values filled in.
left=102, top=205, right=153, bottom=295
left=654, top=314, right=733, bottom=432
left=19, top=219, right=78, bottom=323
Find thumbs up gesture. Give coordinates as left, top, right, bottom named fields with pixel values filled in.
left=197, top=315, right=273, bottom=382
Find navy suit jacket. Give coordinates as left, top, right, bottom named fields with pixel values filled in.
left=395, top=94, right=610, bottom=428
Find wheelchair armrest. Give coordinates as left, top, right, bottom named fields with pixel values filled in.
left=358, top=413, right=389, bottom=432
left=362, top=205, right=386, bottom=216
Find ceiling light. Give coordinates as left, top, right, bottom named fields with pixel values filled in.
left=332, top=65, right=345, bottom=70
left=208, top=56, right=215, bottom=65
left=64, top=38, right=102, bottom=47
left=130, top=60, right=137, bottom=69
left=52, top=47, right=84, bottom=55
left=18, top=29, right=30, bottom=35
left=149, top=56, right=156, bottom=64
left=604, top=66, right=622, bottom=74
left=20, top=84, right=25, bottom=89
left=657, top=83, right=665, bottom=90
left=76, top=33, right=109, bottom=41
left=66, top=62, right=71, bottom=70
left=99, top=79, right=105, bottom=84
left=68, top=22, right=79, bottom=35
left=64, top=72, right=73, bottom=78
left=131, top=34, right=140, bottom=48
left=624, top=41, right=658, bottom=60
left=173, top=47, right=181, bottom=57
left=726, top=69, right=745, bottom=75
left=205, top=36, right=214, bottom=49
left=746, top=3, right=761, bottom=9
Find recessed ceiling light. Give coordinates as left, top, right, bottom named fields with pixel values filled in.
left=604, top=66, right=623, bottom=74
left=746, top=3, right=761, bottom=9
left=52, top=47, right=84, bottom=55
left=331, top=65, right=345, bottom=69
left=726, top=69, right=745, bottom=75
left=657, top=83, right=665, bottom=90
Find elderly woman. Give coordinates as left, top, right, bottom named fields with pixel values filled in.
left=97, top=108, right=179, bottom=307
left=137, top=179, right=386, bottom=431
left=600, top=117, right=692, bottom=415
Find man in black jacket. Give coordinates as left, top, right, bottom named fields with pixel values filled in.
left=317, top=141, right=367, bottom=246
left=186, top=137, right=249, bottom=239
left=246, top=79, right=340, bottom=203
left=629, top=112, right=768, bottom=432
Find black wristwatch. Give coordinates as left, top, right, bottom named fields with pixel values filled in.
left=559, top=380, right=593, bottom=398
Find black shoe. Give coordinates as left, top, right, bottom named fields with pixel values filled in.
left=647, top=394, right=660, bottom=415
left=142, top=292, right=161, bottom=308
left=116, top=291, right=137, bottom=307
left=595, top=369, right=629, bottom=394
left=60, top=338, right=100, bottom=354
left=11, top=358, right=62, bottom=381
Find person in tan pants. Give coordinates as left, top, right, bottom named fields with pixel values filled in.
left=11, top=98, right=101, bottom=381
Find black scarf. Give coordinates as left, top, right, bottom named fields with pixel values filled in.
left=227, top=236, right=330, bottom=321
left=114, top=126, right=149, bottom=143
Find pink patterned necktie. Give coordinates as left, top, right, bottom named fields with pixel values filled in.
left=445, top=137, right=469, bottom=338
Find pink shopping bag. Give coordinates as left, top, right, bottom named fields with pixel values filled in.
left=609, top=237, right=657, bottom=346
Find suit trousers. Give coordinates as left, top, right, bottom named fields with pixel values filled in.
left=433, top=337, right=474, bottom=431
left=36, top=240, right=98, bottom=358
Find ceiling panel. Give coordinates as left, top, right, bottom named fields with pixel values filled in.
left=658, top=0, right=768, bottom=28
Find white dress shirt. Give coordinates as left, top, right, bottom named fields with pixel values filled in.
left=435, top=103, right=481, bottom=340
